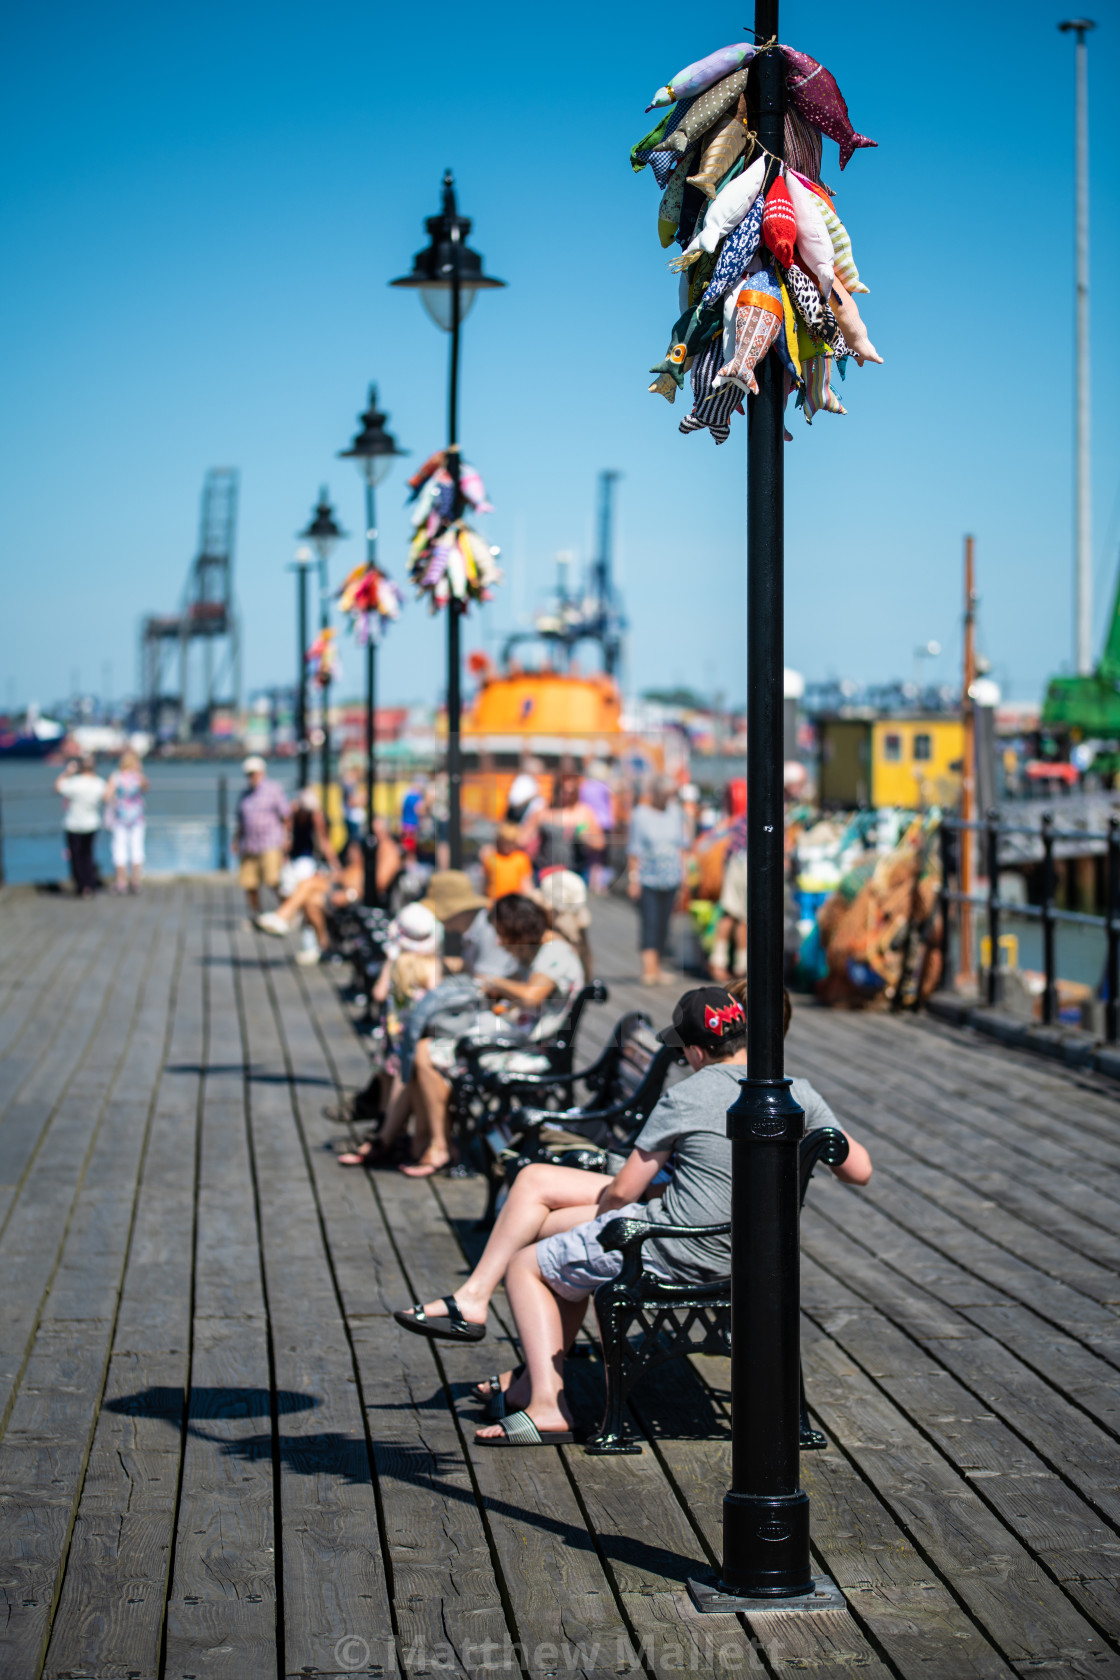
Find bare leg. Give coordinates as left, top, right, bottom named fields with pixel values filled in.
left=412, top=1160, right=610, bottom=1321
left=114, top=864, right=128, bottom=893
left=303, top=893, right=329, bottom=950
left=400, top=1040, right=454, bottom=1175
left=475, top=1248, right=576, bottom=1437
left=246, top=887, right=261, bottom=915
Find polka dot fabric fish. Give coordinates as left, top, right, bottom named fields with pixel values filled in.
left=634, top=36, right=880, bottom=443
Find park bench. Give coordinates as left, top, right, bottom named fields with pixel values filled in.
left=468, top=1014, right=681, bottom=1225
left=582, top=1123, right=851, bottom=1454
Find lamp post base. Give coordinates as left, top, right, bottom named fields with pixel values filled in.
left=687, top=1573, right=844, bottom=1615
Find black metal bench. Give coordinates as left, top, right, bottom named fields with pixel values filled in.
left=584, top=1125, right=850, bottom=1454
left=466, top=1014, right=681, bottom=1225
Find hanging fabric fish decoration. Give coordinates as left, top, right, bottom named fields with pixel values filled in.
left=714, top=271, right=785, bottom=397
left=631, top=98, right=696, bottom=173
left=784, top=169, right=835, bottom=298
left=761, top=176, right=798, bottom=267
left=673, top=155, right=767, bottom=266
left=815, top=201, right=868, bottom=293
left=657, top=149, right=698, bottom=246
left=646, top=43, right=756, bottom=111
left=650, top=67, right=751, bottom=158
left=679, top=336, right=743, bottom=444
left=700, top=192, right=764, bottom=306
left=828, top=278, right=882, bottom=364
left=687, top=103, right=748, bottom=200
left=779, top=46, right=878, bottom=171
left=802, top=354, right=847, bottom=421
left=784, top=106, right=824, bottom=186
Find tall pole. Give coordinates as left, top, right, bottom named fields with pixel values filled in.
left=703, top=8, right=812, bottom=1605
left=1061, top=19, right=1095, bottom=674
left=296, top=563, right=310, bottom=790
left=364, top=479, right=380, bottom=907
left=318, top=556, right=332, bottom=841
left=959, top=536, right=977, bottom=987
left=446, top=221, right=464, bottom=872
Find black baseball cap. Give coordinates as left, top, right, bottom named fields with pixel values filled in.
left=657, top=987, right=747, bottom=1054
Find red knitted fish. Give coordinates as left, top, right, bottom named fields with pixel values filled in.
left=761, top=176, right=797, bottom=267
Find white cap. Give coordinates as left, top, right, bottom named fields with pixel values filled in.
left=242, top=755, right=267, bottom=775
left=387, top=902, right=442, bottom=958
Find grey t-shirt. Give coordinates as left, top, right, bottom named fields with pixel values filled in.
left=632, top=1064, right=839, bottom=1282
left=462, top=908, right=520, bottom=979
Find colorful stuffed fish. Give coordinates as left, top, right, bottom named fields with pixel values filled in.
left=338, top=562, right=404, bottom=643
left=784, top=260, right=826, bottom=334
left=802, top=353, right=847, bottom=421
left=761, top=177, right=797, bottom=267
left=673, top=154, right=766, bottom=267
left=679, top=336, right=743, bottom=444
left=815, top=200, right=868, bottom=293
left=657, top=150, right=698, bottom=246
left=631, top=98, right=695, bottom=174
left=828, top=277, right=881, bottom=363
left=700, top=192, right=764, bottom=306
left=780, top=46, right=877, bottom=171
left=651, top=67, right=751, bottom=158
left=687, top=104, right=747, bottom=200
left=714, top=272, right=784, bottom=396
left=784, top=169, right=835, bottom=298
left=306, top=627, right=339, bottom=686
left=784, top=106, right=823, bottom=185
left=646, top=43, right=755, bottom=110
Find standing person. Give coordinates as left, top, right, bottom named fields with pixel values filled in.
left=398, top=777, right=427, bottom=858
left=103, top=748, right=149, bottom=895
left=627, top=775, right=686, bottom=986
left=505, top=760, right=545, bottom=825
left=234, top=756, right=290, bottom=916
left=710, top=810, right=747, bottom=983
left=54, top=754, right=106, bottom=897
left=579, top=761, right=615, bottom=893
left=520, top=772, right=604, bottom=883
left=428, top=770, right=450, bottom=870
left=479, top=823, right=533, bottom=902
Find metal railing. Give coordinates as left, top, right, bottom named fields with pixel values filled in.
left=939, top=810, right=1120, bottom=1042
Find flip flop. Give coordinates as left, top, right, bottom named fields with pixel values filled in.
left=337, top=1140, right=387, bottom=1168
left=394, top=1296, right=487, bottom=1343
left=475, top=1410, right=574, bottom=1447
left=471, top=1364, right=527, bottom=1419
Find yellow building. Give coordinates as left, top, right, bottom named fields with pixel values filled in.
left=818, top=714, right=964, bottom=809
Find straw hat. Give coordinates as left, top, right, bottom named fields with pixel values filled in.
left=387, top=902, right=442, bottom=958
left=420, top=870, right=489, bottom=924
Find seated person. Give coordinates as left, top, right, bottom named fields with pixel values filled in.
left=256, top=823, right=400, bottom=962
left=393, top=985, right=871, bottom=1446
left=402, top=893, right=585, bottom=1179
left=338, top=904, right=443, bottom=1168
left=479, top=823, right=534, bottom=902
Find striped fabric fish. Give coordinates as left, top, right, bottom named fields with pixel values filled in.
left=679, top=336, right=743, bottom=444
left=802, top=353, right=846, bottom=421
left=687, top=107, right=747, bottom=201
left=816, top=201, right=868, bottom=293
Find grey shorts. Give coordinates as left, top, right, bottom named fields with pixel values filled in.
left=536, top=1204, right=670, bottom=1302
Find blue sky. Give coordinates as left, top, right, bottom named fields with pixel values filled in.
left=2, top=0, right=1117, bottom=714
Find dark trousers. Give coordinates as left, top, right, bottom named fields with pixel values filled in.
left=639, top=885, right=677, bottom=957
left=66, top=830, right=97, bottom=894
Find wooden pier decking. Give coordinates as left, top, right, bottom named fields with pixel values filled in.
left=0, top=879, right=1118, bottom=1679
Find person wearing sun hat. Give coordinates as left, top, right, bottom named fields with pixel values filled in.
left=532, top=866, right=594, bottom=980
left=392, top=984, right=872, bottom=1449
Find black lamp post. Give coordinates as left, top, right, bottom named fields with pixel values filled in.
left=390, top=171, right=505, bottom=870
left=289, top=546, right=316, bottom=788
left=689, top=2, right=825, bottom=1613
left=339, top=386, right=408, bottom=906
left=299, top=489, right=346, bottom=840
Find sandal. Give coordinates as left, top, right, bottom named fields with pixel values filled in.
left=337, top=1139, right=387, bottom=1168
left=394, top=1296, right=487, bottom=1343
left=399, top=1155, right=452, bottom=1178
left=475, top=1410, right=574, bottom=1447
left=471, top=1364, right=526, bottom=1420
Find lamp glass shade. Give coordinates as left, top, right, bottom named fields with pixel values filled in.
left=356, top=452, right=396, bottom=488
left=419, top=283, right=480, bottom=333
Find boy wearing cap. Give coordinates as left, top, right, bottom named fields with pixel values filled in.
left=395, top=985, right=871, bottom=1446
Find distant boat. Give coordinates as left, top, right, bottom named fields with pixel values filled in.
left=0, top=714, right=66, bottom=760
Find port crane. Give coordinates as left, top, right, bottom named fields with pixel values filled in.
left=502, top=471, right=626, bottom=675
left=140, top=469, right=240, bottom=741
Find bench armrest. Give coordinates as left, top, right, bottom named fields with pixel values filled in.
left=454, top=1035, right=530, bottom=1064
left=597, top=1217, right=731, bottom=1253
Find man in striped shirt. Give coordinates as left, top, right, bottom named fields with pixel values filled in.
left=235, top=756, right=290, bottom=913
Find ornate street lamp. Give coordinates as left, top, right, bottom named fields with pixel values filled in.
left=390, top=171, right=505, bottom=870
left=339, top=386, right=408, bottom=905
left=299, top=489, right=346, bottom=838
